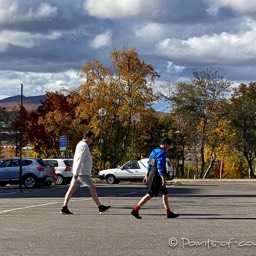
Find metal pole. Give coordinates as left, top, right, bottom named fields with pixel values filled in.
left=98, top=108, right=106, bottom=171
left=132, top=119, right=136, bottom=158
left=219, top=160, right=222, bottom=179
left=19, top=83, right=23, bottom=192
left=99, top=115, right=103, bottom=170
left=175, top=143, right=178, bottom=177
left=174, top=131, right=181, bottom=177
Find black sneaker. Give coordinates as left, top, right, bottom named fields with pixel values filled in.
left=131, top=209, right=142, bottom=219
left=98, top=205, right=111, bottom=214
left=167, top=212, right=179, bottom=218
left=60, top=206, right=73, bottom=215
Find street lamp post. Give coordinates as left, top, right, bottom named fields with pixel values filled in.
left=98, top=108, right=106, bottom=170
left=132, top=119, right=136, bottom=158
left=19, top=83, right=24, bottom=192
left=174, top=130, right=181, bottom=178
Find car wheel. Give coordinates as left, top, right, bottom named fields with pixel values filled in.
left=55, top=175, right=64, bottom=185
left=23, top=175, right=37, bottom=188
left=106, top=175, right=116, bottom=184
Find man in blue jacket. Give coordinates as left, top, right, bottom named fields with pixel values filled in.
left=131, top=137, right=179, bottom=219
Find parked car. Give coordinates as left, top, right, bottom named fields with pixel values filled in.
left=0, top=157, right=51, bottom=188
left=43, top=159, right=73, bottom=185
left=97, top=158, right=173, bottom=184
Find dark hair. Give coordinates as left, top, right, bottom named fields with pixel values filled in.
left=83, top=131, right=95, bottom=139
left=160, top=137, right=172, bottom=145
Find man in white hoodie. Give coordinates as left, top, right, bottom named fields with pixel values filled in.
left=60, top=131, right=111, bottom=214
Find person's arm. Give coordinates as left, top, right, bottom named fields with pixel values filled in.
left=143, top=169, right=150, bottom=183
left=160, top=174, right=166, bottom=187
left=143, top=163, right=151, bottom=183
left=157, top=152, right=167, bottom=186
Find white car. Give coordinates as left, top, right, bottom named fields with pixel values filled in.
left=43, top=159, right=73, bottom=185
left=98, top=158, right=173, bottom=184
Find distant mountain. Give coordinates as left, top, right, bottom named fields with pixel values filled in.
left=0, top=95, right=45, bottom=111
left=0, top=94, right=170, bottom=116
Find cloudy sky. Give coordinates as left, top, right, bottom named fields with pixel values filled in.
left=0, top=0, right=256, bottom=111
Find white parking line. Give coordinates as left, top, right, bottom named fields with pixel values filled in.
left=0, top=202, right=57, bottom=214
left=0, top=190, right=142, bottom=214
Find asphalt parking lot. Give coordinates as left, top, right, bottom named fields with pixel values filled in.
left=1, top=182, right=256, bottom=256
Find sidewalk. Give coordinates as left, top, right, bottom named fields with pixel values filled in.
left=169, top=178, right=256, bottom=184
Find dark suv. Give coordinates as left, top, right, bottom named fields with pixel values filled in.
left=0, top=157, right=51, bottom=188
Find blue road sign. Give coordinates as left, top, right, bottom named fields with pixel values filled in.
left=60, top=135, right=67, bottom=150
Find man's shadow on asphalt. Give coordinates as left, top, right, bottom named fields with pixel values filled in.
left=109, top=206, right=256, bottom=220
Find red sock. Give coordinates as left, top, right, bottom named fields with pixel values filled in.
left=133, top=205, right=140, bottom=211
left=166, top=208, right=171, bottom=215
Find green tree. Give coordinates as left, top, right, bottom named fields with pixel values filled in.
left=0, top=106, right=11, bottom=142
left=9, top=105, right=30, bottom=157
left=169, top=68, right=231, bottom=178
left=228, top=82, right=256, bottom=178
left=0, top=106, right=12, bottom=157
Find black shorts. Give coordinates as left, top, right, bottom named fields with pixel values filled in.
left=148, top=185, right=168, bottom=197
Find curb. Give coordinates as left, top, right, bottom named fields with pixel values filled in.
left=168, top=179, right=256, bottom=185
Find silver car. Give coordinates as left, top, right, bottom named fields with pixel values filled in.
left=0, top=157, right=51, bottom=188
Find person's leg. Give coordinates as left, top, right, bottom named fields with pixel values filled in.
left=63, top=183, right=78, bottom=206
left=138, top=193, right=152, bottom=207
left=81, top=176, right=111, bottom=214
left=88, top=185, right=101, bottom=206
left=88, top=185, right=111, bottom=213
left=60, top=182, right=78, bottom=214
left=161, top=192, right=179, bottom=218
left=89, top=185, right=111, bottom=214
left=131, top=193, right=152, bottom=219
left=162, top=194, right=170, bottom=209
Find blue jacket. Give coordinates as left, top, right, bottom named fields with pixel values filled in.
left=147, top=147, right=166, bottom=175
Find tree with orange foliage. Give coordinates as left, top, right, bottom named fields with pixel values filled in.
left=68, top=47, right=161, bottom=168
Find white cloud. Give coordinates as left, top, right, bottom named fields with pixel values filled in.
left=0, top=1, right=57, bottom=24
left=0, top=30, right=61, bottom=48
left=0, top=1, right=18, bottom=23
left=0, top=31, right=36, bottom=48
left=134, top=23, right=165, bottom=41
left=0, top=70, right=84, bottom=98
left=208, top=0, right=256, bottom=15
left=90, top=31, right=112, bottom=49
left=84, top=0, right=155, bottom=19
left=155, top=19, right=256, bottom=65
left=25, top=3, right=57, bottom=21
